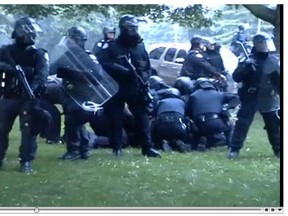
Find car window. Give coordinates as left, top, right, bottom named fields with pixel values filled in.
left=176, top=49, right=187, bottom=59
left=164, top=48, right=177, bottom=62
left=149, top=47, right=166, bottom=60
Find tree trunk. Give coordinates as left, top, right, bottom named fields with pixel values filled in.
left=243, top=4, right=281, bottom=53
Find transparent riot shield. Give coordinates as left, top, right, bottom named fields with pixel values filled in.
left=219, top=46, right=239, bottom=94
left=0, top=29, right=11, bottom=47
left=219, top=46, right=238, bottom=76
left=50, top=38, right=118, bottom=112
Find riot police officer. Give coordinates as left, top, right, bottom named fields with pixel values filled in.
left=100, top=14, right=160, bottom=157
left=186, top=78, right=239, bottom=150
left=92, top=26, right=116, bottom=60
left=203, top=38, right=225, bottom=75
left=0, top=17, right=49, bottom=172
left=151, top=88, right=190, bottom=153
left=180, top=36, right=224, bottom=81
left=50, top=26, right=116, bottom=160
left=228, top=32, right=280, bottom=159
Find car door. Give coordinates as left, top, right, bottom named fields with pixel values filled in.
left=157, top=47, right=178, bottom=85
left=149, top=46, right=166, bottom=73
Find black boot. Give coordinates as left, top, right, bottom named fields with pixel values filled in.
left=0, top=160, right=3, bottom=170
left=58, top=151, right=81, bottom=160
left=112, top=149, right=122, bottom=156
left=142, top=147, right=161, bottom=158
left=273, top=149, right=280, bottom=158
left=227, top=148, right=240, bottom=160
left=19, top=161, right=32, bottom=173
left=81, top=151, right=91, bottom=160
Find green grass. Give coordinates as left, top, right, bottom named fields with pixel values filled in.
left=0, top=114, right=281, bottom=207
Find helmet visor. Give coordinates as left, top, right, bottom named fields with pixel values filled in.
left=15, top=22, right=42, bottom=37
left=266, top=39, right=276, bottom=52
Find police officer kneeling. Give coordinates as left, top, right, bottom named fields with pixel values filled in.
left=0, top=17, right=49, bottom=172
left=186, top=78, right=239, bottom=150
left=151, top=88, right=190, bottom=153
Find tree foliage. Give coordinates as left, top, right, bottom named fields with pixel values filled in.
left=0, top=4, right=279, bottom=51
left=1, top=4, right=221, bottom=28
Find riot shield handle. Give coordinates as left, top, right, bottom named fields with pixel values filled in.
left=81, top=101, right=103, bottom=114
left=235, top=41, right=249, bottom=59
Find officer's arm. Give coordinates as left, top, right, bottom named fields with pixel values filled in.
left=268, top=71, right=280, bottom=95
left=232, top=62, right=249, bottom=83
left=0, top=46, right=16, bottom=73
left=180, top=53, right=194, bottom=77
left=136, top=46, right=151, bottom=82
left=196, top=56, right=221, bottom=78
left=31, top=49, right=49, bottom=93
left=92, top=41, right=101, bottom=57
left=185, top=96, right=193, bottom=118
left=100, top=48, right=130, bottom=77
left=223, top=92, right=240, bottom=108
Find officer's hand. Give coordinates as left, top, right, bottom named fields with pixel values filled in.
left=245, top=58, right=256, bottom=72
left=245, top=58, right=256, bottom=65
left=137, top=60, right=148, bottom=71
left=14, top=65, right=25, bottom=74
left=112, top=63, right=130, bottom=74
left=220, top=74, right=227, bottom=81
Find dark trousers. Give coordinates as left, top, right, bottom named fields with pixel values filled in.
left=64, top=109, right=91, bottom=154
left=44, top=81, right=91, bottom=153
left=39, top=99, right=61, bottom=142
left=151, top=112, right=188, bottom=148
left=104, top=93, right=152, bottom=151
left=193, top=114, right=233, bottom=148
left=0, top=98, right=37, bottom=162
left=229, top=95, right=280, bottom=152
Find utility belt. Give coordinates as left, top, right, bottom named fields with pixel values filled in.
left=0, top=74, right=21, bottom=99
left=239, top=85, right=259, bottom=95
left=194, top=113, right=220, bottom=123
left=157, top=112, right=185, bottom=124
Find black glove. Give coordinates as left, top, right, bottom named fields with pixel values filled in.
left=245, top=58, right=257, bottom=72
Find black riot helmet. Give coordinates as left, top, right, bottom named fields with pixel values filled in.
left=11, top=16, right=42, bottom=47
left=252, top=32, right=276, bottom=52
left=190, top=35, right=205, bottom=50
left=194, top=77, right=216, bottom=90
left=66, top=27, right=88, bottom=41
left=65, top=26, right=88, bottom=49
left=190, top=35, right=203, bottom=45
left=149, top=75, right=170, bottom=90
left=163, top=87, right=181, bottom=99
left=173, top=76, right=195, bottom=95
left=119, top=14, right=139, bottom=36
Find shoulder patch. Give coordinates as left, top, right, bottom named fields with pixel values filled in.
left=195, top=53, right=203, bottom=58
left=97, top=42, right=103, bottom=48
left=102, top=43, right=109, bottom=49
left=44, top=52, right=49, bottom=61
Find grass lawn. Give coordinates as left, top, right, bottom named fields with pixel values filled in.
left=0, top=113, right=281, bottom=207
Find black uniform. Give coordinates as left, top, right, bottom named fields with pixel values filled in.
left=100, top=14, right=160, bottom=157
left=180, top=48, right=222, bottom=80
left=0, top=17, right=49, bottom=172
left=50, top=27, right=105, bottom=160
left=92, top=26, right=116, bottom=60
left=228, top=34, right=280, bottom=159
left=151, top=90, right=190, bottom=153
left=203, top=46, right=228, bottom=92
left=186, top=80, right=239, bottom=149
